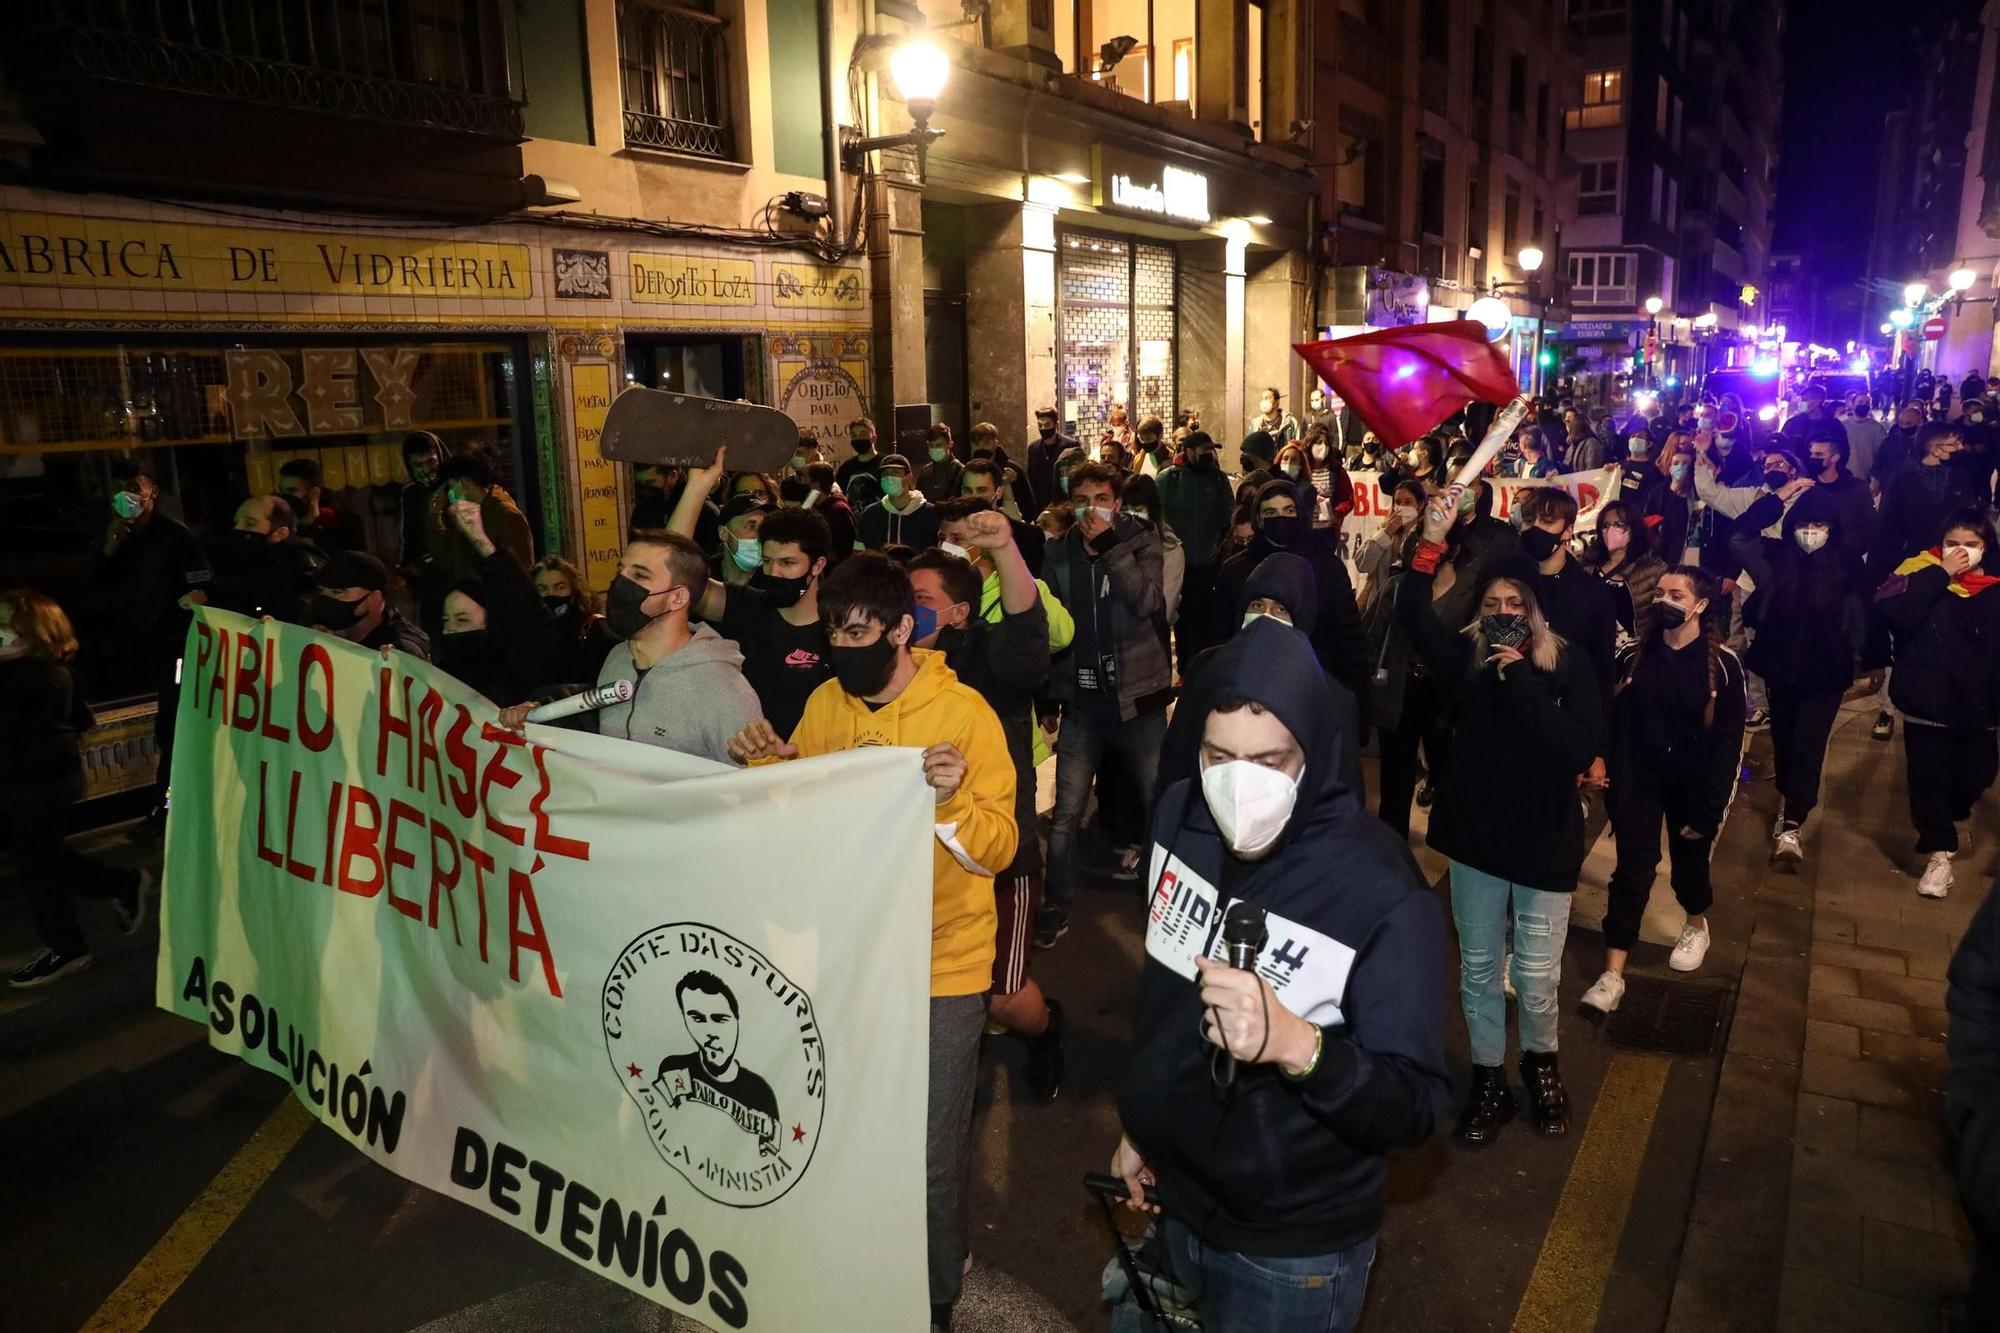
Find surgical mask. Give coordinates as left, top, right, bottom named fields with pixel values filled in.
left=910, top=604, right=939, bottom=644
left=881, top=475, right=905, bottom=499
left=1945, top=541, right=1985, bottom=571
left=1200, top=758, right=1301, bottom=858
left=1519, top=526, right=1563, bottom=561
left=1261, top=515, right=1300, bottom=547
left=1716, top=438, right=1735, bottom=454
left=1242, top=609, right=1292, bottom=629
left=1481, top=612, right=1532, bottom=649
left=1671, top=461, right=1691, bottom=483
left=112, top=491, right=143, bottom=520
left=790, top=453, right=808, bottom=471
left=541, top=595, right=573, bottom=620
left=605, top=574, right=667, bottom=639
left=1655, top=601, right=1691, bottom=631
left=750, top=569, right=812, bottom=608
left=728, top=536, right=763, bottom=571
left=929, top=446, right=949, bottom=463
left=829, top=634, right=898, bottom=696
left=937, top=541, right=972, bottom=561
left=1074, top=503, right=1114, bottom=527
left=1394, top=504, right=1420, bottom=523
left=1283, top=462, right=1303, bottom=479
left=313, top=592, right=369, bottom=631
left=1601, top=525, right=1630, bottom=552
left=1794, top=528, right=1829, bottom=554
left=1628, top=439, right=1650, bottom=457
left=1311, top=443, right=1330, bottom=462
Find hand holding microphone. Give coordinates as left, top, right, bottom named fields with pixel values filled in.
left=1201, top=902, right=1320, bottom=1084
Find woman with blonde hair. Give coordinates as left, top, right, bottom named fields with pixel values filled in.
left=1396, top=487, right=1602, bottom=1146
left=2, top=589, right=154, bottom=988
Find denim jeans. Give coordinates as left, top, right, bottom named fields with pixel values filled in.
left=1046, top=703, right=1167, bottom=910
left=1111, top=1219, right=1376, bottom=1333
left=1448, top=861, right=1572, bottom=1067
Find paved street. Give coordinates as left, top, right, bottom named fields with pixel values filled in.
left=1, top=693, right=1984, bottom=1333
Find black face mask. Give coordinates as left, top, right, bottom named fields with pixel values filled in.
left=1655, top=602, right=1690, bottom=632
left=1038, top=423, right=1056, bottom=438
left=438, top=629, right=487, bottom=677
left=751, top=569, right=812, bottom=609
left=1481, top=613, right=1532, bottom=649
left=1519, top=526, right=1563, bottom=561
left=1190, top=452, right=1216, bottom=472
left=314, top=592, right=368, bottom=630
left=1763, top=469, right=1790, bottom=490
left=541, top=595, right=573, bottom=620
left=605, top=574, right=666, bottom=640
left=235, top=529, right=276, bottom=556
left=1261, top=515, right=1301, bottom=548
left=829, top=633, right=898, bottom=697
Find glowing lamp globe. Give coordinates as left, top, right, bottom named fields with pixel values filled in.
left=890, top=40, right=951, bottom=118
left=1889, top=309, right=1914, bottom=328
left=1950, top=268, right=1978, bottom=292
left=1517, top=246, right=1544, bottom=273
left=1644, top=296, right=1664, bottom=316
left=1903, top=282, right=1929, bottom=305
left=1465, top=296, right=1512, bottom=341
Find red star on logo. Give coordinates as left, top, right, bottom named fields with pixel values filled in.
left=627, top=1063, right=643, bottom=1079
left=791, top=1123, right=807, bottom=1144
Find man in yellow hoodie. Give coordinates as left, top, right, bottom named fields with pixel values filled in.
left=728, top=551, right=1015, bottom=1333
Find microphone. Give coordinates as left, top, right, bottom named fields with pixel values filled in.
left=1209, top=901, right=1269, bottom=1091
left=1222, top=900, right=1268, bottom=972
left=524, top=679, right=634, bottom=723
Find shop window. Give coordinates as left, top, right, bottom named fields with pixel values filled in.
left=1056, top=232, right=1178, bottom=440
left=1567, top=252, right=1634, bottom=305
left=617, top=0, right=735, bottom=160
left=0, top=337, right=534, bottom=703
left=1565, top=68, right=1622, bottom=129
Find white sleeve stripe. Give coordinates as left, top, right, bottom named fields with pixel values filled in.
left=934, top=820, right=999, bottom=877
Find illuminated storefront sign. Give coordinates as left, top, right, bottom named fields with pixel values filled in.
left=1093, top=146, right=1213, bottom=225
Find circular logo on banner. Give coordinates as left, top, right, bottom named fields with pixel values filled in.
left=602, top=923, right=826, bottom=1208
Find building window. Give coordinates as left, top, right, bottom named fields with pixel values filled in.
left=617, top=0, right=734, bottom=160
left=1650, top=164, right=1664, bottom=223
left=1337, top=111, right=1387, bottom=223
left=1056, top=232, right=1178, bottom=440
left=1655, top=77, right=1669, bottom=136
left=1172, top=39, right=1194, bottom=103
left=1509, top=54, right=1527, bottom=116
left=1666, top=178, right=1679, bottom=231
left=1671, top=96, right=1683, bottom=150
left=1660, top=0, right=1674, bottom=45
left=1505, top=182, right=1523, bottom=253
left=1420, top=153, right=1447, bottom=237
left=1568, top=252, right=1635, bottom=305
left=1566, top=68, right=1623, bottom=129
left=1422, top=0, right=1451, bottom=62
left=1578, top=159, right=1621, bottom=214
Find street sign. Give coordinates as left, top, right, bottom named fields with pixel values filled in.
left=1924, top=316, right=1947, bottom=340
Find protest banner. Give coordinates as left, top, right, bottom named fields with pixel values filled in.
left=1329, top=464, right=1624, bottom=584
left=158, top=608, right=934, bottom=1331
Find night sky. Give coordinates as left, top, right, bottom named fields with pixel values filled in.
left=1772, top=0, right=1982, bottom=312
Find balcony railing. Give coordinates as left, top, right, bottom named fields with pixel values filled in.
left=13, top=0, right=523, bottom=139
left=618, top=0, right=734, bottom=160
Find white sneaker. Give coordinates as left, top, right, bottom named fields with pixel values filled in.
left=1670, top=921, right=1711, bottom=972
left=1918, top=851, right=1954, bottom=899
left=1501, top=950, right=1516, bottom=1000
left=1774, top=825, right=1804, bottom=868
left=1580, top=969, right=1626, bottom=1015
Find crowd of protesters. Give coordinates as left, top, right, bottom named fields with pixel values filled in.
left=7, top=371, right=2000, bottom=1332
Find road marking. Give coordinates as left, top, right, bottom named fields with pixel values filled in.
left=1510, top=1051, right=1673, bottom=1333
left=80, top=1096, right=314, bottom=1332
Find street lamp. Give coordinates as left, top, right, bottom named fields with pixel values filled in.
left=1904, top=281, right=1930, bottom=305
left=1517, top=246, right=1544, bottom=273
left=1643, top=296, right=1664, bottom=388
left=1644, top=296, right=1664, bottom=315
left=1516, top=246, right=1546, bottom=391
left=1889, top=308, right=1914, bottom=328
left=843, top=38, right=951, bottom=178
left=1950, top=267, right=1978, bottom=292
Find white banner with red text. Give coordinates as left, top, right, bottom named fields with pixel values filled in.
left=158, top=608, right=934, bottom=1331
left=1330, top=465, right=1623, bottom=581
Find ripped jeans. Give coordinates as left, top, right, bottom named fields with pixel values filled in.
left=1448, top=862, right=1573, bottom=1067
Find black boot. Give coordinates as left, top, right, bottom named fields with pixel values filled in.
left=1454, top=1064, right=1516, bottom=1146
left=1519, top=1050, right=1570, bottom=1136
left=1024, top=997, right=1066, bottom=1103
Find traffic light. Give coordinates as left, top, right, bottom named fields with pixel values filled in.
left=1538, top=348, right=1555, bottom=369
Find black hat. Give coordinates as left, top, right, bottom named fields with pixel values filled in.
left=318, top=550, right=389, bottom=592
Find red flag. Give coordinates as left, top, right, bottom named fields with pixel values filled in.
left=1294, top=322, right=1521, bottom=447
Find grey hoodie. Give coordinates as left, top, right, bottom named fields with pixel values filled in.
left=595, top=623, right=760, bottom=765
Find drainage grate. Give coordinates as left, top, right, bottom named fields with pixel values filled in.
left=1603, top=975, right=1732, bottom=1056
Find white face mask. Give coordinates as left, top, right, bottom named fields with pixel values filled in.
left=1126, top=506, right=1149, bottom=521
left=1945, top=542, right=1985, bottom=571
left=1394, top=504, right=1420, bottom=523
left=1601, top=526, right=1630, bottom=552
left=1200, top=758, right=1302, bottom=858
left=938, top=541, right=971, bottom=561
left=1795, top=528, right=1829, bottom=554
left=1311, top=444, right=1330, bottom=461
left=1241, top=610, right=1293, bottom=630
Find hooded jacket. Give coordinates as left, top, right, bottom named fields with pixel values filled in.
left=1119, top=621, right=1449, bottom=1259
left=779, top=649, right=1017, bottom=996
left=1394, top=550, right=1604, bottom=891
left=1876, top=551, right=2000, bottom=729
left=1735, top=488, right=1869, bottom=691
left=1870, top=460, right=1989, bottom=588
left=596, top=623, right=762, bottom=765
left=1213, top=480, right=1374, bottom=713
left=1161, top=553, right=1364, bottom=799
left=1044, top=513, right=1171, bottom=720
left=857, top=491, right=939, bottom=550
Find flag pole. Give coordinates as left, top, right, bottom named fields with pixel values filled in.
left=1450, top=396, right=1533, bottom=488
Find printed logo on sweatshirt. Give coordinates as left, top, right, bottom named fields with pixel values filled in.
left=783, top=648, right=822, bottom=668
left=1144, top=852, right=1358, bottom=1026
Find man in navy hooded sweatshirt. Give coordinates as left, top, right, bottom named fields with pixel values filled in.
left=1110, top=619, right=1449, bottom=1331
